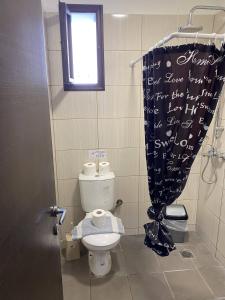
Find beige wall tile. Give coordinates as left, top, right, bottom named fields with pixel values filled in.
left=139, top=201, right=150, bottom=227
left=51, top=86, right=97, bottom=119
left=115, top=176, right=139, bottom=203
left=54, top=119, right=98, bottom=150
left=98, top=118, right=140, bottom=148
left=56, top=150, right=92, bottom=179
left=142, top=15, right=178, bottom=51
left=140, top=117, right=145, bottom=147
left=104, top=51, right=141, bottom=85
left=124, top=228, right=139, bottom=235
left=48, top=50, right=63, bottom=85
left=60, top=206, right=85, bottom=239
left=57, top=179, right=81, bottom=207
left=139, top=147, right=147, bottom=176
left=217, top=221, right=225, bottom=258
left=213, top=12, right=225, bottom=34
left=115, top=202, right=138, bottom=229
left=197, top=207, right=219, bottom=247
left=104, top=14, right=141, bottom=50
left=97, top=85, right=141, bottom=118
left=139, top=176, right=150, bottom=202
left=190, top=155, right=201, bottom=174
left=101, top=148, right=139, bottom=176
left=44, top=13, right=61, bottom=50
left=181, top=173, right=200, bottom=200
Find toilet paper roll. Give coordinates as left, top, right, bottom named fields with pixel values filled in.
left=92, top=209, right=106, bottom=228
left=83, top=162, right=96, bottom=176
left=99, top=161, right=110, bottom=175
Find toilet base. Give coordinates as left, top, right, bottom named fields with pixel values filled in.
left=88, top=250, right=111, bottom=277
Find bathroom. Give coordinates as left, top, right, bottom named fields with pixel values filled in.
left=1, top=0, right=225, bottom=299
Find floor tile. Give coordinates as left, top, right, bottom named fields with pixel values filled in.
left=62, top=255, right=90, bottom=300
left=128, top=272, right=174, bottom=300
left=91, top=275, right=132, bottom=300
left=156, top=248, right=195, bottom=272
left=177, top=243, right=221, bottom=268
left=165, top=269, right=214, bottom=300
left=198, top=266, right=225, bottom=298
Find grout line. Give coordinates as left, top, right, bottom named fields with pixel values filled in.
left=195, top=267, right=215, bottom=297
left=126, top=276, right=134, bottom=300
left=162, top=271, right=176, bottom=299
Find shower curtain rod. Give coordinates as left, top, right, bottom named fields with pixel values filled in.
left=129, top=32, right=225, bottom=67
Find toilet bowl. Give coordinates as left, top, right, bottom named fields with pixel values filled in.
left=82, top=232, right=120, bottom=277
left=78, top=167, right=124, bottom=277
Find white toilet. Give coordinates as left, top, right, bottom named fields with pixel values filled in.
left=79, top=171, right=122, bottom=277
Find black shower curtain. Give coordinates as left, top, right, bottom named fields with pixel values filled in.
left=143, top=43, right=225, bottom=256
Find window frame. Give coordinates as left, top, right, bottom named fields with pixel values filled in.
left=59, top=2, right=105, bottom=91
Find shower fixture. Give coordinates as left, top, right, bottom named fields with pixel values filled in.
left=178, top=5, right=225, bottom=33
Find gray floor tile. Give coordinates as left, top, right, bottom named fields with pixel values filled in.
left=198, top=266, right=225, bottom=298
left=156, top=248, right=195, bottom=272
left=91, top=275, right=132, bottom=300
left=62, top=255, right=91, bottom=300
left=110, top=249, right=128, bottom=276
left=177, top=244, right=221, bottom=268
left=124, top=248, right=161, bottom=274
left=63, top=277, right=90, bottom=300
left=128, top=272, right=174, bottom=300
left=165, top=269, right=214, bottom=300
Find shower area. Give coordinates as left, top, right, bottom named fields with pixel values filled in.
left=44, top=2, right=225, bottom=299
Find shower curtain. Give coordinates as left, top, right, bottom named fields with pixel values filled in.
left=143, top=43, right=225, bottom=256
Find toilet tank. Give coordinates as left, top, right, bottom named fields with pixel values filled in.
left=79, top=172, right=115, bottom=212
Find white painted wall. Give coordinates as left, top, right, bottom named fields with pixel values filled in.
left=42, top=0, right=225, bottom=14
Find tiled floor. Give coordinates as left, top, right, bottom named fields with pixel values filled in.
left=61, top=233, right=225, bottom=300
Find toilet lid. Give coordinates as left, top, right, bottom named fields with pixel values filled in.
left=82, top=233, right=120, bottom=247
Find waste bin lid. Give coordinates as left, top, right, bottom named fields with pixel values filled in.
left=165, top=204, right=188, bottom=220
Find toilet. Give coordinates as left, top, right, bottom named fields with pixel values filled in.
left=79, top=170, right=122, bottom=277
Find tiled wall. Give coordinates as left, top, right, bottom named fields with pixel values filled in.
left=196, top=12, right=225, bottom=265
left=44, top=12, right=214, bottom=240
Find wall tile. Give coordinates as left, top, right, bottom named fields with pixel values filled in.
left=51, top=86, right=97, bottom=119
left=115, top=176, right=139, bottom=203
left=142, top=15, right=178, bottom=51
left=48, top=50, right=63, bottom=85
left=139, top=201, right=150, bottom=227
left=115, top=202, right=138, bottom=229
left=98, top=118, right=140, bottom=148
left=101, top=148, right=139, bottom=176
left=97, top=85, right=141, bottom=118
left=60, top=206, right=85, bottom=239
left=104, top=51, right=141, bottom=85
left=44, top=13, right=61, bottom=50
left=214, top=12, right=225, bottom=34
left=139, top=176, right=150, bottom=202
left=217, top=221, right=225, bottom=258
left=104, top=14, right=141, bottom=50
left=56, top=150, right=92, bottom=179
left=57, top=179, right=81, bottom=207
left=54, top=119, right=98, bottom=150
left=181, top=173, right=200, bottom=199
left=197, top=207, right=219, bottom=247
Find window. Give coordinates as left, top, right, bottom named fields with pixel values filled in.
left=59, top=2, right=105, bottom=91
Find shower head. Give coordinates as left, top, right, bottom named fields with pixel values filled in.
left=178, top=24, right=203, bottom=33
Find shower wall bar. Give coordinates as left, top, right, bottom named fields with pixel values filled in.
left=129, top=32, right=225, bottom=67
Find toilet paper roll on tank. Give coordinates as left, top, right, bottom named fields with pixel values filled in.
left=83, top=162, right=96, bottom=176
left=82, top=161, right=111, bottom=176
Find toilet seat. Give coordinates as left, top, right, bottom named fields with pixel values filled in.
left=82, top=233, right=120, bottom=251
